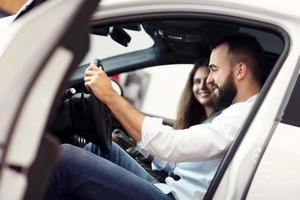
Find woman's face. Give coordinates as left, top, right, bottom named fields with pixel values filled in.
left=192, top=66, right=215, bottom=106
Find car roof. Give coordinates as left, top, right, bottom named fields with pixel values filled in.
left=99, top=0, right=300, bottom=20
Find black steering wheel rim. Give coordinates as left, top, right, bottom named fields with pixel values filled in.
left=90, top=93, right=112, bottom=154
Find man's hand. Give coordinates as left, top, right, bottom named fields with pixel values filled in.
left=84, top=64, right=117, bottom=104
left=84, top=63, right=144, bottom=142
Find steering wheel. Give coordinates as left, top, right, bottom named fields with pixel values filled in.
left=53, top=59, right=113, bottom=153
left=89, top=58, right=112, bottom=154
left=89, top=93, right=112, bottom=154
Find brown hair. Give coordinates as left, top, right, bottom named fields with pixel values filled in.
left=173, top=59, right=210, bottom=129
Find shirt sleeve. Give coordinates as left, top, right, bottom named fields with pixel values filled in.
left=137, top=100, right=254, bottom=162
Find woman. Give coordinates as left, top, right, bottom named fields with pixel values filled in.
left=174, top=59, right=215, bottom=129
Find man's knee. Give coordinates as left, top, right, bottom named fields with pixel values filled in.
left=83, top=142, right=94, bottom=152
left=58, top=144, right=87, bottom=165
left=60, top=143, right=77, bottom=155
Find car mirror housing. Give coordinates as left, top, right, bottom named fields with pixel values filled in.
left=109, top=26, right=131, bottom=47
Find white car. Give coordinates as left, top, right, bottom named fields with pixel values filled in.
left=0, top=0, right=299, bottom=199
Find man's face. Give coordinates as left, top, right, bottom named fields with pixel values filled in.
left=207, top=43, right=237, bottom=109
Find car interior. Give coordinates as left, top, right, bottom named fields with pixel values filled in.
left=44, top=16, right=287, bottom=191
left=49, top=19, right=283, bottom=138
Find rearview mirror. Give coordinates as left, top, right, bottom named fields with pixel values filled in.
left=109, top=27, right=131, bottom=47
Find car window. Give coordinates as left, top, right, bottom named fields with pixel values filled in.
left=281, top=72, right=300, bottom=126
left=116, top=64, right=193, bottom=120
left=82, top=26, right=193, bottom=121
left=81, top=28, right=154, bottom=64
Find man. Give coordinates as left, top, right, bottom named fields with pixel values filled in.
left=45, top=33, right=263, bottom=200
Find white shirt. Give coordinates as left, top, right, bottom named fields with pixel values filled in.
left=138, top=94, right=258, bottom=200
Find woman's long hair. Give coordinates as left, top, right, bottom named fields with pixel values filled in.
left=173, top=59, right=210, bottom=129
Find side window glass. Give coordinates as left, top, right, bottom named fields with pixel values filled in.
left=282, top=75, right=300, bottom=126
left=116, top=65, right=193, bottom=120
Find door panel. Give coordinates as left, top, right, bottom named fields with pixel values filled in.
left=247, top=72, right=300, bottom=200
left=0, top=0, right=99, bottom=199
left=247, top=123, right=300, bottom=200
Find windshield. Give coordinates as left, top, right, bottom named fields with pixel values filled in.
left=81, top=28, right=154, bottom=64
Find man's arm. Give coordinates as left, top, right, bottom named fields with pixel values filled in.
left=84, top=64, right=144, bottom=142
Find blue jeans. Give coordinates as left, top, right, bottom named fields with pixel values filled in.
left=84, top=142, right=158, bottom=183
left=44, top=143, right=174, bottom=200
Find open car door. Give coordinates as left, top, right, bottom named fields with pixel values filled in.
left=0, top=0, right=99, bottom=199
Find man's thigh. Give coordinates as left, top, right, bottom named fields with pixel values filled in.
left=84, top=142, right=157, bottom=183
left=45, top=144, right=172, bottom=200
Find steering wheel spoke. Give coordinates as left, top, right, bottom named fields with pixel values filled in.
left=90, top=93, right=112, bottom=153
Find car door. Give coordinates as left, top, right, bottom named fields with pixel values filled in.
left=0, top=0, right=99, bottom=199
left=245, top=69, right=300, bottom=200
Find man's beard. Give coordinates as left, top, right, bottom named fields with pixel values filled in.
left=213, top=72, right=237, bottom=111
